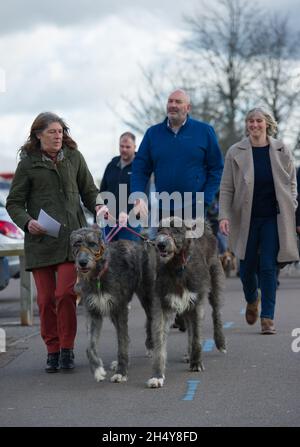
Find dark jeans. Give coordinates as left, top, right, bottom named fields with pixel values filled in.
left=239, top=216, right=279, bottom=319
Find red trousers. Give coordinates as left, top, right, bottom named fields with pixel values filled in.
left=33, top=262, right=77, bottom=354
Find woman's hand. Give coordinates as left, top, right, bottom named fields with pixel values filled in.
left=96, top=205, right=110, bottom=220
left=219, top=219, right=230, bottom=236
left=27, top=219, right=47, bottom=235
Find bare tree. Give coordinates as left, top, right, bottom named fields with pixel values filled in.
left=119, top=0, right=300, bottom=158
left=120, top=61, right=228, bottom=142
left=120, top=66, right=168, bottom=135
left=183, top=0, right=267, bottom=149
left=255, top=15, right=300, bottom=138
left=121, top=0, right=266, bottom=149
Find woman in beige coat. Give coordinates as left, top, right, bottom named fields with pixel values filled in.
left=219, top=107, right=299, bottom=334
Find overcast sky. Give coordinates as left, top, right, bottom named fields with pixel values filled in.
left=0, top=0, right=299, bottom=181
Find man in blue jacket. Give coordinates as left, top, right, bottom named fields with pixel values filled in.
left=98, top=132, right=141, bottom=241
left=131, top=89, right=224, bottom=332
left=131, top=89, right=224, bottom=224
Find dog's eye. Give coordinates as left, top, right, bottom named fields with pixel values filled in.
left=73, top=241, right=82, bottom=247
left=88, top=242, right=99, bottom=249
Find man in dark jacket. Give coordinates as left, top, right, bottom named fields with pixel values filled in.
left=131, top=89, right=224, bottom=223
left=98, top=132, right=141, bottom=241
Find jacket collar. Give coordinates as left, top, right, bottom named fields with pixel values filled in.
left=236, top=136, right=284, bottom=151
left=163, top=114, right=190, bottom=132
left=27, top=147, right=69, bottom=171
left=232, top=136, right=286, bottom=181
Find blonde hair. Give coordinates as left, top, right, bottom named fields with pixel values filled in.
left=245, top=107, right=278, bottom=136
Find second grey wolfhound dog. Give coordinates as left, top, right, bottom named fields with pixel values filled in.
left=147, top=217, right=226, bottom=388
left=70, top=225, right=156, bottom=383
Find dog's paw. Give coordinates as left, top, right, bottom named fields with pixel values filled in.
left=147, top=377, right=165, bottom=388
left=110, top=374, right=128, bottom=383
left=190, top=362, right=205, bottom=372
left=94, top=366, right=107, bottom=382
left=215, top=341, right=227, bottom=354
left=214, top=335, right=227, bottom=353
left=146, top=349, right=153, bottom=358
left=182, top=353, right=190, bottom=363
left=218, top=347, right=227, bottom=354
left=110, top=360, right=118, bottom=371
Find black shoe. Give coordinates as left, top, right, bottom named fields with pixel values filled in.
left=60, top=348, right=75, bottom=371
left=45, top=352, right=60, bottom=373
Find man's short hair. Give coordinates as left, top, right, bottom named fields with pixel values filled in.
left=120, top=132, right=136, bottom=142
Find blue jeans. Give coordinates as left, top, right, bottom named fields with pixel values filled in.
left=103, top=224, right=141, bottom=242
left=239, top=216, right=279, bottom=319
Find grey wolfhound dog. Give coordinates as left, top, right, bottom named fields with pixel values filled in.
left=70, top=225, right=156, bottom=383
left=147, top=217, right=226, bottom=388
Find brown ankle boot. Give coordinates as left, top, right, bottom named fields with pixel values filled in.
left=261, top=318, right=276, bottom=334
left=245, top=297, right=260, bottom=325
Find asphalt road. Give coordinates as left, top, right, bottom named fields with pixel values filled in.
left=0, top=272, right=300, bottom=428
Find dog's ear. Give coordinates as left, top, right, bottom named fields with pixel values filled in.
left=159, top=216, right=182, bottom=229
left=91, top=224, right=104, bottom=244
left=70, top=230, right=76, bottom=245
left=171, top=216, right=182, bottom=228
left=185, top=218, right=204, bottom=239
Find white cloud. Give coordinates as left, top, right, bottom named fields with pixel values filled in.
left=0, top=0, right=299, bottom=178
left=0, top=0, right=200, bottom=36
left=0, top=11, right=184, bottom=178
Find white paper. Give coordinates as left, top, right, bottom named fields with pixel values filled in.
left=37, top=209, right=61, bottom=238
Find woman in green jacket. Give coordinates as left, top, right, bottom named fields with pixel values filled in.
left=6, top=112, right=99, bottom=373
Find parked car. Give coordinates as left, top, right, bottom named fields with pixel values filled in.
left=0, top=193, right=24, bottom=290
left=0, top=178, right=11, bottom=199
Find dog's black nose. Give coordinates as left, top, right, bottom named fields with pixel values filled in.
left=79, top=259, right=88, bottom=267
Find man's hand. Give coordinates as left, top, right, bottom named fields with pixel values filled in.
left=28, top=219, right=47, bottom=235
left=96, top=205, right=110, bottom=220
left=118, top=212, right=128, bottom=227
left=296, top=226, right=300, bottom=234
left=133, top=198, right=148, bottom=219
left=96, top=205, right=117, bottom=226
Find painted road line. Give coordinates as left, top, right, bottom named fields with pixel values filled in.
left=240, top=308, right=246, bottom=315
left=223, top=321, right=234, bottom=329
left=182, top=380, right=200, bottom=401
left=202, top=339, right=215, bottom=352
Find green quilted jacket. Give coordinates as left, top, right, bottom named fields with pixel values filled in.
left=6, top=147, right=99, bottom=270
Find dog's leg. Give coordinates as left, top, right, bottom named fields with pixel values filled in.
left=183, top=314, right=192, bottom=363
left=137, top=290, right=153, bottom=357
left=208, top=261, right=227, bottom=353
left=110, top=305, right=129, bottom=383
left=147, top=301, right=173, bottom=388
left=86, top=314, right=107, bottom=382
left=189, top=305, right=205, bottom=372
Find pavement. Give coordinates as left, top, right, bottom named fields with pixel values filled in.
left=0, top=266, right=300, bottom=428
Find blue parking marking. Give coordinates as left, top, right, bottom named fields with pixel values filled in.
left=223, top=321, right=234, bottom=328
left=202, top=339, right=215, bottom=352
left=240, top=308, right=246, bottom=315
left=182, top=380, right=200, bottom=401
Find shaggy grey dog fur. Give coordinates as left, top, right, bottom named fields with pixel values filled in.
left=147, top=217, right=226, bottom=388
left=70, top=225, right=156, bottom=383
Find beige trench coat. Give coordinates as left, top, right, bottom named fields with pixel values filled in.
left=218, top=137, right=299, bottom=263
